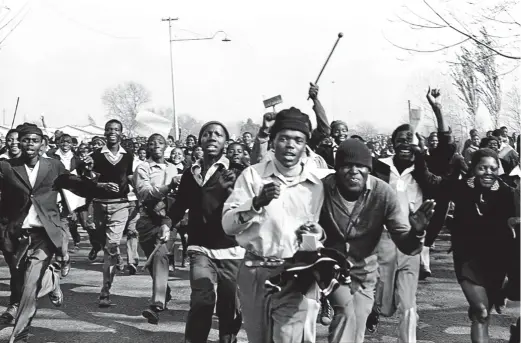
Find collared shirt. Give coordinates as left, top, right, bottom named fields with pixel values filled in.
left=511, top=165, right=521, bottom=178
left=379, top=157, right=422, bottom=216
left=188, top=155, right=245, bottom=260
left=22, top=161, right=44, bottom=228
left=222, top=158, right=333, bottom=259
left=134, top=158, right=178, bottom=204
left=101, top=145, right=127, bottom=164
left=261, top=146, right=331, bottom=179
left=55, top=149, right=74, bottom=171
left=127, top=157, right=143, bottom=201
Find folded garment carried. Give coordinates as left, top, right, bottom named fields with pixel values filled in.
left=265, top=248, right=352, bottom=297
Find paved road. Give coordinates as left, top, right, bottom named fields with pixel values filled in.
left=0, top=231, right=518, bottom=343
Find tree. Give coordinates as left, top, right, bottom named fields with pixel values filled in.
left=87, top=114, right=97, bottom=126
left=101, top=81, right=150, bottom=136
left=504, top=86, right=521, bottom=133
left=354, top=121, right=378, bottom=139
left=177, top=114, right=203, bottom=143
left=475, top=29, right=502, bottom=129
left=450, top=47, right=480, bottom=127
left=239, top=118, right=260, bottom=137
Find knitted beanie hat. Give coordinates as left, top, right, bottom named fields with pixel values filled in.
left=335, top=138, right=373, bottom=170
left=270, top=107, right=310, bottom=140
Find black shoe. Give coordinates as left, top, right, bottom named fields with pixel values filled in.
left=419, top=269, right=432, bottom=281
left=49, top=274, right=63, bottom=307
left=88, top=248, right=99, bottom=261
left=0, top=303, right=18, bottom=323
left=366, top=308, right=380, bottom=334
left=128, top=264, right=138, bottom=275
left=99, top=296, right=112, bottom=308
left=318, top=297, right=332, bottom=326
left=61, top=258, right=71, bottom=277
left=142, top=307, right=159, bottom=325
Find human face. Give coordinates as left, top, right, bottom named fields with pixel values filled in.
left=147, top=136, right=166, bottom=160
left=243, top=149, right=251, bottom=165
left=393, top=130, right=414, bottom=161
left=227, top=143, right=244, bottom=164
left=474, top=156, right=499, bottom=188
left=59, top=136, right=72, bottom=152
left=501, top=127, right=508, bottom=136
left=20, top=134, right=42, bottom=159
left=104, top=122, right=122, bottom=145
left=171, top=148, right=184, bottom=164
left=186, top=136, right=196, bottom=148
left=336, top=163, right=369, bottom=195
left=123, top=140, right=135, bottom=154
left=273, top=129, right=307, bottom=168
left=428, top=135, right=438, bottom=149
left=486, top=139, right=499, bottom=152
left=138, top=149, right=147, bottom=161
left=93, top=139, right=104, bottom=149
left=331, top=124, right=348, bottom=145
left=200, top=124, right=226, bottom=157
left=243, top=133, right=252, bottom=145
left=167, top=138, right=174, bottom=147
left=471, top=135, right=481, bottom=147
left=374, top=142, right=380, bottom=150
left=39, top=139, right=49, bottom=156
left=6, top=132, right=20, bottom=156
left=193, top=146, right=204, bottom=160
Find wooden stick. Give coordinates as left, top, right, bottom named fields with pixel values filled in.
left=308, top=33, right=344, bottom=100
left=10, top=97, right=19, bottom=129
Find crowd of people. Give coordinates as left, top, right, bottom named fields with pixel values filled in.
left=0, top=83, right=519, bottom=343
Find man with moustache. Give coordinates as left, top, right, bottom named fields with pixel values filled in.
left=82, top=119, right=134, bottom=307
left=169, top=121, right=244, bottom=343
left=134, top=134, right=180, bottom=324
left=223, top=108, right=331, bottom=343
left=0, top=123, right=69, bottom=343
left=319, top=139, right=434, bottom=343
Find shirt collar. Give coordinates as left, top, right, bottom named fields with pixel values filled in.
left=190, top=154, right=229, bottom=175
left=379, top=156, right=415, bottom=176
left=101, top=145, right=126, bottom=155
left=148, top=158, right=171, bottom=170
left=261, top=158, right=321, bottom=185
left=510, top=165, right=521, bottom=177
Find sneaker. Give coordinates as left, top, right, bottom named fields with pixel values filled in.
left=366, top=308, right=380, bottom=333
left=48, top=274, right=63, bottom=307
left=142, top=307, right=159, bottom=325
left=88, top=248, right=99, bottom=261
left=0, top=303, right=18, bottom=323
left=318, top=297, right=333, bottom=326
left=61, top=258, right=71, bottom=277
left=419, top=269, right=432, bottom=281
left=128, top=264, right=138, bottom=276
left=99, top=297, right=112, bottom=308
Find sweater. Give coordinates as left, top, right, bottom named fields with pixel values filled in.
left=91, top=149, right=134, bottom=200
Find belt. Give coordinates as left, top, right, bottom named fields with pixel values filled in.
left=93, top=198, right=129, bottom=204
left=244, top=251, right=289, bottom=268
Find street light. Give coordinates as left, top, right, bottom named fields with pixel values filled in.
left=163, top=22, right=231, bottom=141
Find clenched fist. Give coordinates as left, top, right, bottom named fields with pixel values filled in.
left=252, top=181, right=281, bottom=210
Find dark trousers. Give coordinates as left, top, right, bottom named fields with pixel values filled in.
left=77, top=202, right=101, bottom=251
left=1, top=249, right=23, bottom=306
left=185, top=252, right=241, bottom=343
left=425, top=198, right=450, bottom=247
left=10, top=230, right=59, bottom=343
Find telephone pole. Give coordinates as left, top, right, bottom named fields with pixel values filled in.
left=161, top=17, right=179, bottom=140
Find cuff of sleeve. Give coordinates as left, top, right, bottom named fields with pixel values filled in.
left=257, top=131, right=270, bottom=140
left=236, top=198, right=263, bottom=224
left=415, top=230, right=426, bottom=239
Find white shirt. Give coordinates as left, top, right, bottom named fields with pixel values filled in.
left=22, top=162, right=44, bottom=228
left=100, top=145, right=127, bottom=164
left=127, top=157, right=143, bottom=201
left=55, top=149, right=74, bottom=171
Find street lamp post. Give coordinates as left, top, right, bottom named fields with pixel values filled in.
left=162, top=19, right=230, bottom=141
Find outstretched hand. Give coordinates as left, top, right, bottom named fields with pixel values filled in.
left=426, top=87, right=442, bottom=114
left=309, top=82, right=319, bottom=100
left=262, top=112, right=276, bottom=130
left=409, top=200, right=436, bottom=234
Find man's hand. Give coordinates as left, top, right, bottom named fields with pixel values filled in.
left=81, top=155, right=94, bottom=171
left=508, top=217, right=520, bottom=230
left=169, top=175, right=182, bottom=190
left=409, top=200, right=436, bottom=234
left=219, top=170, right=237, bottom=190
left=98, top=182, right=119, bottom=193
left=296, top=221, right=323, bottom=243
left=309, top=82, right=319, bottom=100
left=158, top=224, right=170, bottom=242
left=415, top=133, right=426, bottom=152
left=262, top=112, right=276, bottom=130
left=426, top=87, right=442, bottom=114
left=252, top=181, right=281, bottom=210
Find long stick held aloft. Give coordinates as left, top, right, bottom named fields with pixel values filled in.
left=10, top=97, right=20, bottom=129
left=308, top=32, right=344, bottom=100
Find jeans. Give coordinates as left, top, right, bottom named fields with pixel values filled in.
left=185, top=252, right=241, bottom=343
left=92, top=201, right=129, bottom=298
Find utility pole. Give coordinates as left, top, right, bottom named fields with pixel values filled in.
left=162, top=17, right=179, bottom=140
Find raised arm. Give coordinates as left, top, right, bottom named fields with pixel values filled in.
left=134, top=164, right=177, bottom=202
left=309, top=82, right=330, bottom=150
left=250, top=112, right=276, bottom=164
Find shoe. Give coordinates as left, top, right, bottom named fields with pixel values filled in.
left=48, top=276, right=63, bottom=307
left=182, top=257, right=189, bottom=268
left=419, top=269, right=432, bottom=281
left=88, top=248, right=99, bottom=261
left=61, top=258, right=71, bottom=277
left=128, top=264, right=138, bottom=276
left=509, top=321, right=520, bottom=343
left=116, top=255, right=125, bottom=272
left=318, top=297, right=332, bottom=326
left=142, top=307, right=159, bottom=325
left=0, top=303, right=18, bottom=323
left=366, top=308, right=380, bottom=333
left=99, top=297, right=112, bottom=308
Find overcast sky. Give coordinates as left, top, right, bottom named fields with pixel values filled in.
left=0, top=0, right=518, bottom=133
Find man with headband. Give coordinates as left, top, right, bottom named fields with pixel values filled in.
left=0, top=123, right=70, bottom=343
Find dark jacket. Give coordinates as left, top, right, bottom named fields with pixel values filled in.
left=0, top=157, right=67, bottom=253
left=169, top=164, right=239, bottom=250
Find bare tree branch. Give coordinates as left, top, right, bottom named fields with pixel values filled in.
left=384, top=33, right=470, bottom=53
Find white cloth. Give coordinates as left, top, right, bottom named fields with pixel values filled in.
left=22, top=162, right=44, bottom=228
left=100, top=145, right=126, bottom=164
left=55, top=149, right=74, bottom=171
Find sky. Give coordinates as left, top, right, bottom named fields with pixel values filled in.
left=0, top=0, right=519, bottom=134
